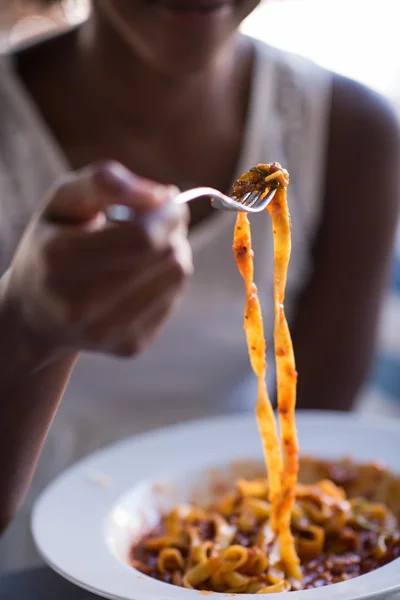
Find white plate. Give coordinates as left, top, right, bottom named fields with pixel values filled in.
left=32, top=410, right=400, bottom=600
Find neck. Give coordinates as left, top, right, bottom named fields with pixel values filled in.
left=77, top=7, right=252, bottom=133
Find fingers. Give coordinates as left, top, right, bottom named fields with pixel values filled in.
left=113, top=292, right=182, bottom=358
left=18, top=162, right=193, bottom=357
left=76, top=240, right=190, bottom=353
left=40, top=224, right=192, bottom=353
left=43, top=161, right=179, bottom=223
left=54, top=248, right=185, bottom=325
left=45, top=202, right=189, bottom=275
left=83, top=256, right=186, bottom=350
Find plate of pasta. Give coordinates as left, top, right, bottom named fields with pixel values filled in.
left=32, top=412, right=400, bottom=599
left=32, top=164, right=400, bottom=599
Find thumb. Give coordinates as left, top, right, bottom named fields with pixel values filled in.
left=43, top=161, right=178, bottom=223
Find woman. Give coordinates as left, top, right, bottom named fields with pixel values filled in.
left=0, top=0, right=399, bottom=571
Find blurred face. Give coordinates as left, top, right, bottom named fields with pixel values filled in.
left=97, top=0, right=261, bottom=74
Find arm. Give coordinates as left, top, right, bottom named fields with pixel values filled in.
left=0, top=291, right=77, bottom=534
left=0, top=162, right=191, bottom=533
left=292, top=75, right=400, bottom=411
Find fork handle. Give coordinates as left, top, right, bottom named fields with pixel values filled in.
left=106, top=187, right=227, bottom=222
left=175, top=188, right=240, bottom=211
left=174, top=187, right=225, bottom=204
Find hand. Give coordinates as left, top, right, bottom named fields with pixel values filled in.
left=1, top=161, right=192, bottom=359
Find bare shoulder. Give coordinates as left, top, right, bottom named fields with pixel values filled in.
left=330, top=73, right=400, bottom=167
left=326, top=74, right=400, bottom=220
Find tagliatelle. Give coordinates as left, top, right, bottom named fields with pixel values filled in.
left=268, top=172, right=300, bottom=580
left=232, top=164, right=300, bottom=581
left=129, top=164, right=400, bottom=593
left=130, top=476, right=400, bottom=592
left=233, top=210, right=282, bottom=532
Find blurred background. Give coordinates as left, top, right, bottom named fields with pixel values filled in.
left=0, top=0, right=399, bottom=411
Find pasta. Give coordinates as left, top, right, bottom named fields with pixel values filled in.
left=129, top=164, right=400, bottom=592
left=232, top=164, right=300, bottom=580
left=130, top=474, right=400, bottom=591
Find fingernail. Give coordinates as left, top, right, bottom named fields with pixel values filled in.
left=164, top=185, right=180, bottom=202
left=149, top=184, right=173, bottom=203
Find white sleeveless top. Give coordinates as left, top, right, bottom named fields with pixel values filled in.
left=0, top=38, right=331, bottom=571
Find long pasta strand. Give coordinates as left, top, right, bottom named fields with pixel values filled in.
left=267, top=187, right=301, bottom=581
left=233, top=212, right=282, bottom=530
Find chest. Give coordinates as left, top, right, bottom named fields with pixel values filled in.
left=17, top=72, right=246, bottom=230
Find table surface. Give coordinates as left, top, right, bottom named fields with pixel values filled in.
left=0, top=567, right=99, bottom=600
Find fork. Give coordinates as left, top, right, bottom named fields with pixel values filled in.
left=175, top=186, right=276, bottom=213
left=107, top=185, right=276, bottom=222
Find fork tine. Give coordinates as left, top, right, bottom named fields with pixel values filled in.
left=240, top=192, right=252, bottom=204
left=175, top=185, right=276, bottom=214
left=251, top=188, right=276, bottom=209
left=245, top=191, right=262, bottom=208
